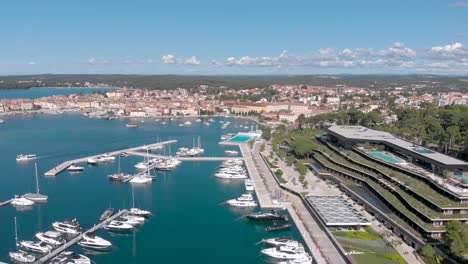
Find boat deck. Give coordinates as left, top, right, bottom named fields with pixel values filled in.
left=34, top=209, right=128, bottom=264
left=44, top=140, right=177, bottom=176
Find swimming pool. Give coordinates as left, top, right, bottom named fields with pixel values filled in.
left=368, top=151, right=402, bottom=164
left=230, top=135, right=252, bottom=142
left=453, top=172, right=468, bottom=182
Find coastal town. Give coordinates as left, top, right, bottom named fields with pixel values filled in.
left=1, top=84, right=467, bottom=124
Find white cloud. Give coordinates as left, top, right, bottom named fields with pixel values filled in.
left=161, top=54, right=175, bottom=64
left=87, top=57, right=110, bottom=65
left=431, top=42, right=463, bottom=52
left=161, top=54, right=201, bottom=65
left=450, top=1, right=468, bottom=7
left=221, top=42, right=468, bottom=74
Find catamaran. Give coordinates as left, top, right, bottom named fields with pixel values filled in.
left=9, top=217, right=36, bottom=263
left=22, top=163, right=48, bottom=202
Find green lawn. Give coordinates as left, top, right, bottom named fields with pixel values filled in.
left=354, top=253, right=408, bottom=264
left=332, top=227, right=381, bottom=241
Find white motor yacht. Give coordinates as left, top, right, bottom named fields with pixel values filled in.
left=227, top=197, right=257, bottom=207
left=9, top=250, right=35, bottom=263
left=215, top=172, right=248, bottom=179
left=51, top=251, right=91, bottom=264
left=104, top=220, right=134, bottom=232
left=11, top=195, right=35, bottom=206
left=78, top=233, right=112, bottom=250
left=35, top=231, right=65, bottom=246
left=283, top=254, right=313, bottom=264
left=261, top=237, right=300, bottom=247
left=18, top=240, right=52, bottom=254
left=244, top=179, right=255, bottom=191
left=184, top=121, right=192, bottom=125
left=121, top=214, right=146, bottom=224
left=87, top=158, right=97, bottom=165
left=116, top=217, right=140, bottom=226
left=224, top=150, right=239, bottom=155
left=67, top=164, right=84, bottom=172
left=16, top=154, right=37, bottom=162
left=95, top=153, right=115, bottom=162
left=129, top=207, right=152, bottom=217
left=261, top=245, right=308, bottom=260
left=52, top=219, right=82, bottom=235
left=195, top=119, right=202, bottom=122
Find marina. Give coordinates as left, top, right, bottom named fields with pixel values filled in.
left=0, top=114, right=307, bottom=264
left=34, top=210, right=128, bottom=264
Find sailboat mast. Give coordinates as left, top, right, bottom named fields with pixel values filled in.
left=118, top=155, right=121, bottom=174
left=14, top=217, right=18, bottom=247
left=132, top=186, right=135, bottom=208
left=35, top=162, right=40, bottom=194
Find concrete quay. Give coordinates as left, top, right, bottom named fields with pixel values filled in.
left=34, top=209, right=128, bottom=264
left=44, top=140, right=177, bottom=176
left=126, top=150, right=244, bottom=162
left=239, top=144, right=283, bottom=209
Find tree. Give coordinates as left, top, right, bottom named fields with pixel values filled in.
left=444, top=221, right=468, bottom=257
left=420, top=245, right=437, bottom=264
left=261, top=127, right=272, bottom=140
left=290, top=137, right=317, bottom=158
left=296, top=114, right=306, bottom=130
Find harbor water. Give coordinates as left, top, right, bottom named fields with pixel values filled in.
left=0, top=113, right=304, bottom=263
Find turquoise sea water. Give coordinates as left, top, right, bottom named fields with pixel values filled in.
left=368, top=151, right=401, bottom=164
left=0, top=114, right=303, bottom=263
left=0, top=87, right=117, bottom=99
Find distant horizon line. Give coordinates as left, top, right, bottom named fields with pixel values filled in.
left=1, top=73, right=468, bottom=77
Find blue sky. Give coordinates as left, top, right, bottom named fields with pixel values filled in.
left=1, top=0, right=467, bottom=75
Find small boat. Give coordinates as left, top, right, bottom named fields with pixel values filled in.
left=52, top=219, right=82, bottom=235
left=247, top=211, right=288, bottom=222
left=120, top=152, right=129, bottom=158
left=116, top=217, right=140, bottom=226
left=224, top=150, right=239, bottom=155
left=284, top=254, right=313, bottom=264
left=35, top=231, right=65, bottom=246
left=50, top=251, right=91, bottom=264
left=95, top=153, right=115, bottom=162
left=184, top=121, right=192, bottom=125
left=87, top=158, right=97, bottom=165
left=99, top=208, right=114, bottom=222
left=126, top=123, right=139, bottom=128
left=261, top=245, right=308, bottom=260
left=244, top=179, right=255, bottom=191
left=18, top=240, right=53, bottom=254
left=11, top=195, right=35, bottom=206
left=16, top=154, right=37, bottom=162
left=108, top=173, right=132, bottom=182
left=215, top=172, right=248, bottom=179
left=260, top=237, right=299, bottom=247
left=195, top=119, right=202, bottom=122
left=104, top=220, right=134, bottom=232
left=67, top=164, right=84, bottom=172
left=78, top=232, right=112, bottom=250
left=22, top=163, right=48, bottom=202
left=9, top=250, right=35, bottom=263
left=266, top=224, right=291, bottom=232
left=0, top=119, right=4, bottom=124
left=130, top=173, right=153, bottom=184
left=129, top=187, right=152, bottom=217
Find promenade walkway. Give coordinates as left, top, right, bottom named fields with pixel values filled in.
left=249, top=142, right=341, bottom=264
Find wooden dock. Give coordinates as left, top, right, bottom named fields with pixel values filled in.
left=44, top=140, right=177, bottom=176
left=34, top=209, right=128, bottom=264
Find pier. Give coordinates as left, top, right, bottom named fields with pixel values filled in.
left=34, top=209, right=128, bottom=264
left=125, top=150, right=244, bottom=162
left=0, top=199, right=12, bottom=207
left=44, top=140, right=177, bottom=176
